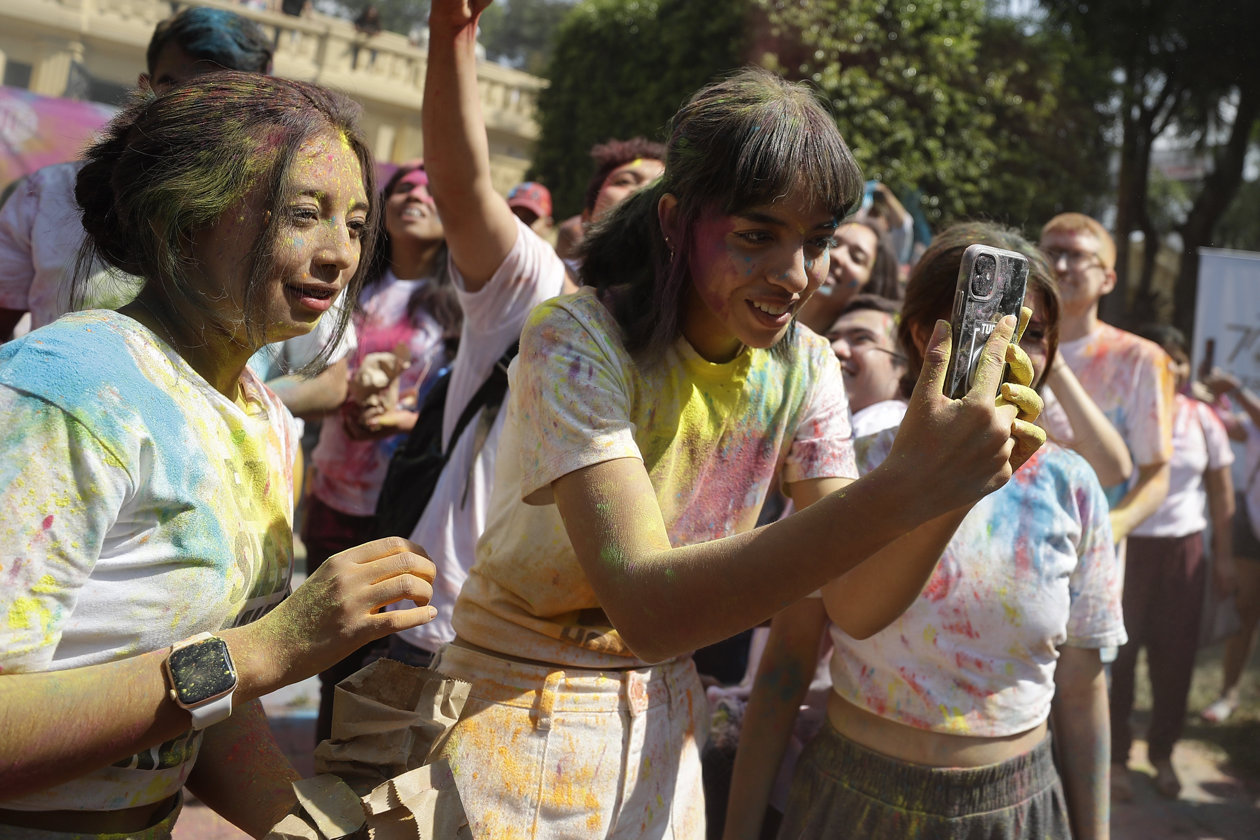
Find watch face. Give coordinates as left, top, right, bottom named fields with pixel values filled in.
left=168, top=638, right=237, bottom=706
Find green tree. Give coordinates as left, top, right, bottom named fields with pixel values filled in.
left=755, top=0, right=1109, bottom=230
left=531, top=0, right=748, bottom=217
left=1040, top=0, right=1260, bottom=335
left=476, top=0, right=576, bottom=76
left=533, top=0, right=1110, bottom=231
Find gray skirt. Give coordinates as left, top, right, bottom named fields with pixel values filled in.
left=777, top=721, right=1071, bottom=840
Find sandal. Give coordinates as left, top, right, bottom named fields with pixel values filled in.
left=1201, top=696, right=1237, bottom=724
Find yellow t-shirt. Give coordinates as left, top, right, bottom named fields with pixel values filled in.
left=453, top=288, right=856, bottom=669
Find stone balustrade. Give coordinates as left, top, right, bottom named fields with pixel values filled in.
left=0, top=0, right=544, bottom=190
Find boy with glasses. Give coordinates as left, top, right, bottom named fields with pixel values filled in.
left=1038, top=213, right=1174, bottom=544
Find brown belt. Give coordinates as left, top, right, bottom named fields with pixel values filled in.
left=0, top=794, right=178, bottom=834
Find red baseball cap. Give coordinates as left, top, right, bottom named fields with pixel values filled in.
left=507, top=181, right=552, bottom=219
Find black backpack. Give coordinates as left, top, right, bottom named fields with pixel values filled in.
left=373, top=344, right=517, bottom=540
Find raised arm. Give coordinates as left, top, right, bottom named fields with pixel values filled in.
left=553, top=317, right=1044, bottom=662
left=423, top=0, right=519, bottom=292
left=1043, top=358, right=1132, bottom=487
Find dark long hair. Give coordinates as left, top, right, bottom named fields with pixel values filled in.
left=364, top=162, right=462, bottom=338
left=75, top=71, right=377, bottom=374
left=897, top=222, right=1060, bottom=397
left=580, top=67, right=864, bottom=361
left=846, top=219, right=901, bottom=301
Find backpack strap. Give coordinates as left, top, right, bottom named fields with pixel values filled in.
left=443, top=342, right=518, bottom=458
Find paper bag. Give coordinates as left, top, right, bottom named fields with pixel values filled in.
left=263, top=761, right=471, bottom=839
left=314, top=659, right=471, bottom=792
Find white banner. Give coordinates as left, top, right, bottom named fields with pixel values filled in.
left=1193, top=248, right=1260, bottom=392
left=1193, top=248, right=1260, bottom=486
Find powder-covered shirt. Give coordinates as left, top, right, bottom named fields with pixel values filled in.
left=827, top=436, right=1125, bottom=737
left=0, top=311, right=296, bottom=811
left=1041, top=322, right=1174, bottom=505
left=453, top=287, right=857, bottom=669
left=0, top=162, right=140, bottom=331
left=1132, top=394, right=1234, bottom=538
left=310, top=271, right=449, bottom=517
left=395, top=219, right=566, bottom=653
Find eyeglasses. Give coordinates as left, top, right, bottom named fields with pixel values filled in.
left=1043, top=247, right=1104, bottom=271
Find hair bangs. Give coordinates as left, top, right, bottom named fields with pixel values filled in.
left=722, top=103, right=861, bottom=222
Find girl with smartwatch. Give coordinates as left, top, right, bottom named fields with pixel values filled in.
left=0, top=74, right=436, bottom=837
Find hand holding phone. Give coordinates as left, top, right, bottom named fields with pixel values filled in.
left=945, top=244, right=1030, bottom=399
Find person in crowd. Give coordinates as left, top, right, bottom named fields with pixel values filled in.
left=826, top=293, right=907, bottom=436
left=1109, top=325, right=1235, bottom=800
left=422, top=9, right=1045, bottom=836
left=857, top=181, right=915, bottom=267
left=0, top=72, right=436, bottom=837
left=382, top=0, right=666, bottom=670
left=303, top=160, right=457, bottom=743
left=553, top=136, right=667, bottom=276
left=1199, top=368, right=1260, bottom=724
left=506, top=181, right=555, bottom=238
left=796, top=219, right=899, bottom=335
left=1038, top=213, right=1173, bottom=543
left=726, top=222, right=1123, bottom=840
left=0, top=7, right=354, bottom=423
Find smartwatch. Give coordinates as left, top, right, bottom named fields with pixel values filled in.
left=164, top=632, right=238, bottom=729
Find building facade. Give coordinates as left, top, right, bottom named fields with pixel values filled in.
left=0, top=0, right=544, bottom=193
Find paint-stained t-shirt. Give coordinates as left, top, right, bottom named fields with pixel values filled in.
left=453, top=287, right=856, bottom=669
left=827, top=437, right=1126, bottom=737
left=1041, top=322, right=1174, bottom=504
left=0, top=311, right=296, bottom=812
left=1132, top=393, right=1234, bottom=538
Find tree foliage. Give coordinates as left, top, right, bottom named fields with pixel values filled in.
left=533, top=0, right=1111, bottom=230
left=755, top=0, right=1110, bottom=230
left=477, top=0, right=576, bottom=76
left=1040, top=0, right=1260, bottom=334
left=531, top=0, right=748, bottom=217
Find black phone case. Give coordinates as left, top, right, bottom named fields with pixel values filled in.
left=945, top=244, right=1029, bottom=399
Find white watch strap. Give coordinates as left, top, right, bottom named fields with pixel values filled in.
left=188, top=688, right=233, bottom=730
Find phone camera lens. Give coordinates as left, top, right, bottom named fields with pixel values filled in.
left=972, top=255, right=996, bottom=298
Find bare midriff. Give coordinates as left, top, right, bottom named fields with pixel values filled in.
left=826, top=691, right=1047, bottom=767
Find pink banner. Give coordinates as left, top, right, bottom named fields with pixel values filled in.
left=0, top=86, right=117, bottom=194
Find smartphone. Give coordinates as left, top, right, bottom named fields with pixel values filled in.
left=945, top=244, right=1029, bottom=399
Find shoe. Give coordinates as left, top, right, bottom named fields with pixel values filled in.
left=1153, top=760, right=1182, bottom=799
left=1110, top=764, right=1134, bottom=802
left=1201, top=696, right=1237, bottom=724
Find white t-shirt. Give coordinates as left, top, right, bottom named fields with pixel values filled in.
left=0, top=162, right=140, bottom=330
left=452, top=287, right=857, bottom=669
left=1132, top=394, right=1234, bottom=538
left=827, top=434, right=1126, bottom=737
left=310, top=271, right=448, bottom=517
left=395, top=219, right=566, bottom=653
left=850, top=399, right=907, bottom=438
left=0, top=311, right=296, bottom=811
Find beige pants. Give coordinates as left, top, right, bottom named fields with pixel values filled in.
left=433, top=644, right=708, bottom=839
